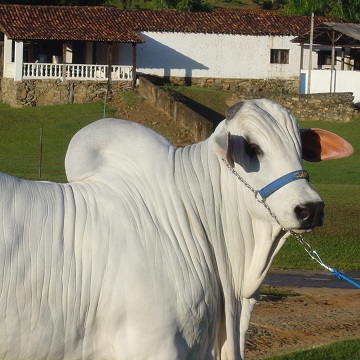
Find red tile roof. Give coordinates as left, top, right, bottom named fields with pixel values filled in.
left=0, top=5, right=144, bottom=43
left=0, top=5, right=339, bottom=42
left=119, top=9, right=336, bottom=36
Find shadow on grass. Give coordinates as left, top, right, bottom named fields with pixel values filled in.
left=176, top=93, right=225, bottom=128
left=144, top=75, right=226, bottom=129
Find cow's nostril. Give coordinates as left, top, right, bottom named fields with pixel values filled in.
left=295, top=201, right=324, bottom=229
left=295, top=206, right=310, bottom=221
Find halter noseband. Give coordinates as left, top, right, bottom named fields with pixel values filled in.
left=221, top=158, right=310, bottom=202
left=258, top=170, right=309, bottom=200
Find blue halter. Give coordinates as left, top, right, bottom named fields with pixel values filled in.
left=258, top=170, right=310, bottom=200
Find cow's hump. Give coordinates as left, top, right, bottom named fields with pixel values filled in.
left=65, top=118, right=172, bottom=182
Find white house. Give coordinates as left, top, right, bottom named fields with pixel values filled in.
left=116, top=9, right=336, bottom=83
left=0, top=5, right=358, bottom=106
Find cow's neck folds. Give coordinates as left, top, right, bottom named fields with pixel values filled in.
left=242, top=222, right=289, bottom=298
left=174, top=141, right=290, bottom=359
left=174, top=142, right=289, bottom=298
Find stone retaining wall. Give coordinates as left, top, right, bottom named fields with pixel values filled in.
left=2, top=76, right=357, bottom=124
left=146, top=75, right=358, bottom=122
left=138, top=76, right=213, bottom=142
left=227, top=92, right=357, bottom=122
left=1, top=78, right=132, bottom=108
left=160, top=76, right=300, bottom=94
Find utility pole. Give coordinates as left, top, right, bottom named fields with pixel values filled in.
left=307, top=13, right=314, bottom=94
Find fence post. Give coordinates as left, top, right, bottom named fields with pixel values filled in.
left=38, top=127, right=43, bottom=179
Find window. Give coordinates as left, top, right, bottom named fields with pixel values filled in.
left=270, top=49, right=289, bottom=64
left=351, top=49, right=360, bottom=70
left=317, top=50, right=332, bottom=68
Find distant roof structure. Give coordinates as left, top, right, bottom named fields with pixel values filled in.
left=292, top=22, right=360, bottom=47
left=0, top=4, right=338, bottom=43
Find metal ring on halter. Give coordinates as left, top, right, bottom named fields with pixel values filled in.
left=254, top=190, right=263, bottom=203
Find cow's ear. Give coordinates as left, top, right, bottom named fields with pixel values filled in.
left=300, top=128, right=354, bottom=162
left=213, top=130, right=235, bottom=167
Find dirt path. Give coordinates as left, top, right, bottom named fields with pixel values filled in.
left=109, top=94, right=360, bottom=358
left=247, top=286, right=359, bottom=359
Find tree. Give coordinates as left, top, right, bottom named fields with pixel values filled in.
left=252, top=0, right=286, bottom=11
left=283, top=0, right=360, bottom=22
left=155, top=0, right=211, bottom=11
left=0, top=0, right=109, bottom=5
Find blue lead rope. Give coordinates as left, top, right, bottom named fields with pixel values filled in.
left=297, top=240, right=360, bottom=289
left=330, top=268, right=360, bottom=289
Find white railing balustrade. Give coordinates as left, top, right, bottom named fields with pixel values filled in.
left=22, top=63, right=133, bottom=81
left=23, top=63, right=62, bottom=79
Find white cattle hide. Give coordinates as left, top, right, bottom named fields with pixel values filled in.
left=0, top=99, right=353, bottom=360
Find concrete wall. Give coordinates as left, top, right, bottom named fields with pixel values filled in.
left=138, top=76, right=213, bottom=141
left=1, top=78, right=132, bottom=107
left=302, top=70, right=360, bottom=106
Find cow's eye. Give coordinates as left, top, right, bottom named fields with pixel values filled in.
left=245, top=141, right=262, bottom=157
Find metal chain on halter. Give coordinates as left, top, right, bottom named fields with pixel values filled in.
left=221, top=158, right=284, bottom=227
left=221, top=158, right=360, bottom=288
left=221, top=159, right=284, bottom=224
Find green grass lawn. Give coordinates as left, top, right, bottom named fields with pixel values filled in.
left=0, top=102, right=113, bottom=182
left=264, top=339, right=360, bottom=360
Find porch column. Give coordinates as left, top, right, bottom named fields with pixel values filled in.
left=107, top=42, right=113, bottom=94
left=14, top=40, right=24, bottom=81
left=132, top=43, right=136, bottom=89
left=3, top=35, right=12, bottom=78
left=85, top=42, right=93, bottom=64
left=330, top=30, right=335, bottom=93
left=62, top=42, right=67, bottom=82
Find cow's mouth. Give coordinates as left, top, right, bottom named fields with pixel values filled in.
left=291, top=227, right=314, bottom=234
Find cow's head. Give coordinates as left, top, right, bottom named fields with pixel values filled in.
left=214, top=99, right=353, bottom=231
left=212, top=99, right=354, bottom=298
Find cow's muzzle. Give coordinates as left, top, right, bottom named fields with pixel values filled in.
left=295, top=201, right=324, bottom=229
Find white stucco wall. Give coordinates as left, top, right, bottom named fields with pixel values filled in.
left=302, top=69, right=360, bottom=105
left=118, top=32, right=313, bottom=80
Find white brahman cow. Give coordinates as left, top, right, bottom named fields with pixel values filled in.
left=0, top=99, right=353, bottom=360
